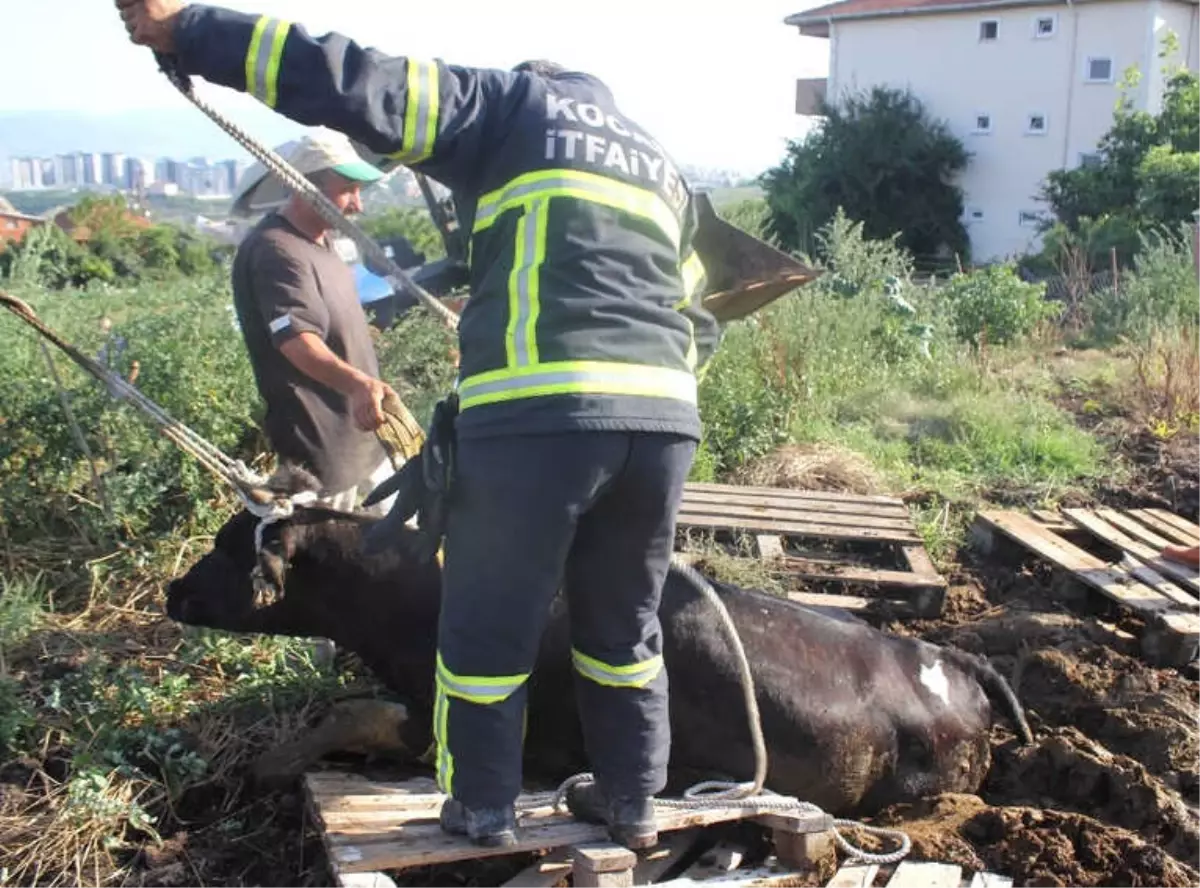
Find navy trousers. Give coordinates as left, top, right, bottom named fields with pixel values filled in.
left=433, top=431, right=696, bottom=809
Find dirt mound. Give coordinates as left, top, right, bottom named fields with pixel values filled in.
left=873, top=793, right=1200, bottom=887
left=731, top=443, right=881, bottom=494
left=987, top=727, right=1199, bottom=864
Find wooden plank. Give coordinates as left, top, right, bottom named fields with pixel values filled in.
left=781, top=557, right=945, bottom=589
left=656, top=866, right=805, bottom=886
left=681, top=488, right=911, bottom=520
left=676, top=505, right=916, bottom=533
left=1097, top=507, right=1180, bottom=550
left=826, top=863, right=879, bottom=888
left=337, top=874, right=397, bottom=888
left=674, top=512, right=921, bottom=544
left=1031, top=509, right=1075, bottom=532
left=969, top=873, right=1014, bottom=888
left=757, top=534, right=785, bottom=561
left=974, top=511, right=1175, bottom=615
left=630, top=830, right=701, bottom=884
left=684, top=481, right=901, bottom=506
left=1145, top=508, right=1200, bottom=540
left=314, top=777, right=830, bottom=873
left=1126, top=509, right=1200, bottom=547
left=787, top=591, right=913, bottom=615
left=1060, top=508, right=1200, bottom=607
left=572, top=843, right=636, bottom=887
left=900, top=543, right=940, bottom=579
left=884, top=861, right=961, bottom=888
left=501, top=849, right=572, bottom=887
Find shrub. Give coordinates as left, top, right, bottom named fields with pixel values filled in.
left=1086, top=226, right=1199, bottom=345
left=939, top=264, right=1059, bottom=348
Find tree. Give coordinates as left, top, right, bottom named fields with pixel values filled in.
left=1038, top=32, right=1199, bottom=263
left=760, top=86, right=970, bottom=265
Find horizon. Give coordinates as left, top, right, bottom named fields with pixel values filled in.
left=0, top=0, right=831, bottom=179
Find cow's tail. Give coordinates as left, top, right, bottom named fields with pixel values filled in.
left=942, top=648, right=1034, bottom=745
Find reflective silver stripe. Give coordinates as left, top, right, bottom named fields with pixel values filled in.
left=509, top=200, right=545, bottom=367
left=572, top=649, right=664, bottom=689
left=388, top=60, right=439, bottom=163
left=436, top=655, right=527, bottom=704
left=248, top=18, right=288, bottom=104
left=458, top=361, right=697, bottom=410
left=474, top=170, right=681, bottom=250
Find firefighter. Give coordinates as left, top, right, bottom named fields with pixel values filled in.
left=117, top=0, right=722, bottom=850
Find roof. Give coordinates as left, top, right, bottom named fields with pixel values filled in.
left=0, top=209, right=46, bottom=224
left=785, top=0, right=1196, bottom=35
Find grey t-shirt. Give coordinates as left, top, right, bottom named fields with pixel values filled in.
left=231, top=212, right=387, bottom=493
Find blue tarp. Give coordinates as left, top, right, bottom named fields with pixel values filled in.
left=353, top=262, right=395, bottom=305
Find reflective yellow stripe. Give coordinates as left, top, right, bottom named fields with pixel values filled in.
left=676, top=250, right=706, bottom=370
left=474, top=169, right=682, bottom=250
left=572, top=648, right=664, bottom=689
left=458, top=360, right=697, bottom=410
left=434, top=680, right=453, bottom=792
left=504, top=200, right=548, bottom=367
left=244, top=17, right=291, bottom=107
left=435, top=652, right=528, bottom=705
left=681, top=251, right=706, bottom=298
left=388, top=60, right=439, bottom=164
left=263, top=20, right=290, bottom=108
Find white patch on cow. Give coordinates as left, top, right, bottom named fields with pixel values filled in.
left=920, top=659, right=951, bottom=707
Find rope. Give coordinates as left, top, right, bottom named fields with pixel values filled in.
left=152, top=57, right=460, bottom=332
left=533, top=555, right=912, bottom=867
left=0, top=292, right=282, bottom=514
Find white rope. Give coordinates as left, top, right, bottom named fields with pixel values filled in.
left=155, top=61, right=460, bottom=332
left=535, top=556, right=913, bottom=867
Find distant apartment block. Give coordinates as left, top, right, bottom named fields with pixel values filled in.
left=786, top=0, right=1200, bottom=260
left=6, top=151, right=245, bottom=199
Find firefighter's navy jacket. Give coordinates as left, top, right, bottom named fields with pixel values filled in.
left=173, top=5, right=722, bottom=440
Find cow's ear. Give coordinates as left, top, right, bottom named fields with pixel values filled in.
left=256, top=522, right=300, bottom=600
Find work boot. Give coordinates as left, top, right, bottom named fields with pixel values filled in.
left=565, top=781, right=659, bottom=850
left=438, top=797, right=518, bottom=848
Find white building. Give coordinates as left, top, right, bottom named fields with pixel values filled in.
left=785, top=0, right=1200, bottom=260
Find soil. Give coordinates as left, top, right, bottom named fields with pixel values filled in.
left=5, top=424, right=1197, bottom=888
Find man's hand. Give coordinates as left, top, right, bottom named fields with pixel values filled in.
left=348, top=376, right=396, bottom=432
left=116, top=0, right=184, bottom=53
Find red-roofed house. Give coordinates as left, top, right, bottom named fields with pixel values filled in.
left=784, top=0, right=1199, bottom=260
left=0, top=198, right=45, bottom=249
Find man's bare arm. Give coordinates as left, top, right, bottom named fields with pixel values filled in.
left=279, top=332, right=394, bottom=432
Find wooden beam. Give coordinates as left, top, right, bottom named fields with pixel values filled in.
left=885, top=861, right=962, bottom=887
left=684, top=481, right=901, bottom=506
left=571, top=843, right=637, bottom=888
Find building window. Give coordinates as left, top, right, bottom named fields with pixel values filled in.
left=1079, top=152, right=1102, bottom=168
left=1086, top=56, right=1114, bottom=82
left=1034, top=14, right=1057, bottom=37
left=1025, top=113, right=1048, bottom=135
left=972, top=113, right=993, bottom=134
left=979, top=19, right=999, bottom=41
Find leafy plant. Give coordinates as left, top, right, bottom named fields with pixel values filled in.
left=940, top=264, right=1059, bottom=347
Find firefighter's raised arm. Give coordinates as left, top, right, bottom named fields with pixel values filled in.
left=116, top=0, right=499, bottom=189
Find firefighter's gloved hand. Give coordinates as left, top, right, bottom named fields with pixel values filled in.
left=362, top=394, right=458, bottom=563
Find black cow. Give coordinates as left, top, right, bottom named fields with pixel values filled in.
left=168, top=476, right=1032, bottom=816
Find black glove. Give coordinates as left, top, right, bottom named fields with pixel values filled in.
left=362, top=393, right=458, bottom=563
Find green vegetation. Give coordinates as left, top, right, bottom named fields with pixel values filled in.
left=760, top=86, right=970, bottom=267
left=0, top=179, right=1196, bottom=885
left=0, top=194, right=222, bottom=290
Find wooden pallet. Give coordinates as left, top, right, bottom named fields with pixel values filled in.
left=821, top=861, right=1013, bottom=888
left=676, top=482, right=946, bottom=617
left=972, top=506, right=1200, bottom=666
left=304, top=772, right=833, bottom=887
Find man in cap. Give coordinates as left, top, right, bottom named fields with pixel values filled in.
left=230, top=130, right=399, bottom=511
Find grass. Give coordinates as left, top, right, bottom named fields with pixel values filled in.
left=0, top=207, right=1196, bottom=885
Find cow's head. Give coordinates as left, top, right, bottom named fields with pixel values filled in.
left=166, top=465, right=441, bottom=641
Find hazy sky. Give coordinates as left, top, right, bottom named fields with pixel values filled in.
left=1, top=0, right=832, bottom=172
